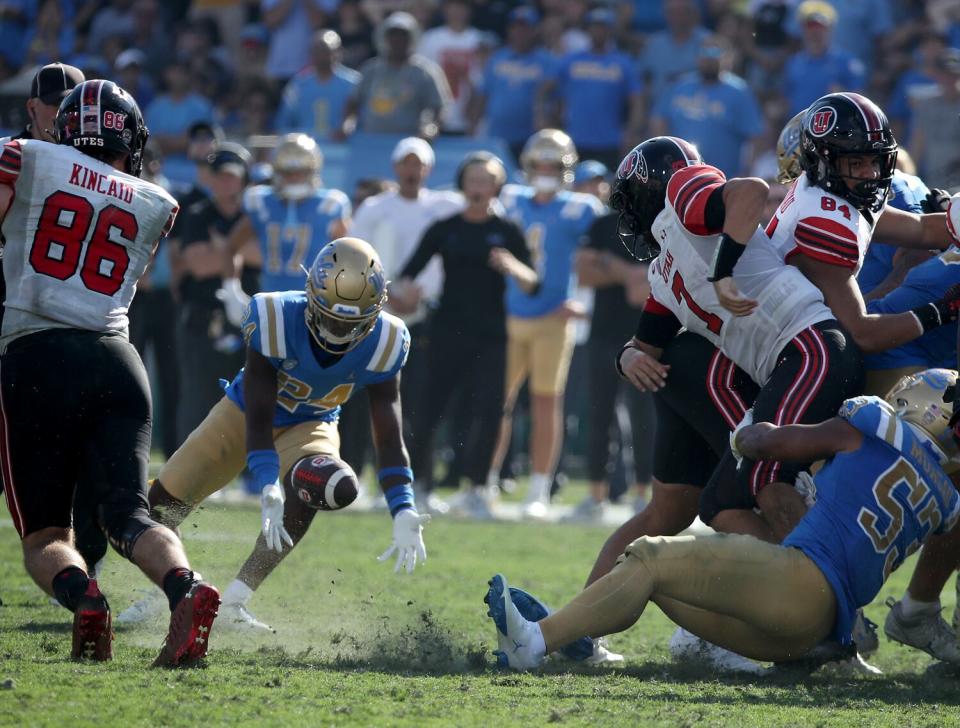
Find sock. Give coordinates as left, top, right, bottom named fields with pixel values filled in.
left=487, top=470, right=499, bottom=488
left=222, top=579, right=254, bottom=606
left=900, top=591, right=940, bottom=618
left=162, top=567, right=196, bottom=611
left=52, top=566, right=90, bottom=613
left=529, top=473, right=550, bottom=501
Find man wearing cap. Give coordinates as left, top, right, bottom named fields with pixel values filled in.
left=909, top=48, right=960, bottom=190
left=114, top=48, right=155, bottom=109
left=339, top=12, right=452, bottom=139
left=470, top=6, right=555, bottom=161
left=277, top=30, right=360, bottom=140
left=650, top=35, right=764, bottom=177
left=782, top=0, right=865, bottom=115
left=345, top=136, right=462, bottom=513
left=0, top=62, right=85, bottom=145
left=537, top=7, right=643, bottom=170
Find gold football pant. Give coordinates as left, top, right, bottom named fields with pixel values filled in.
left=505, top=314, right=576, bottom=397
left=539, top=534, right=836, bottom=662
left=158, top=397, right=340, bottom=505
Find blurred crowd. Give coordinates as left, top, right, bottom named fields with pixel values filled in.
left=4, top=0, right=960, bottom=519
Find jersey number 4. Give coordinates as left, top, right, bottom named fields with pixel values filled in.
left=29, top=190, right=137, bottom=296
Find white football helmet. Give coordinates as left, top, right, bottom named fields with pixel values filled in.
left=273, top=133, right=323, bottom=200
left=305, top=237, right=387, bottom=353
left=885, top=368, right=959, bottom=458
left=520, top=129, right=578, bottom=191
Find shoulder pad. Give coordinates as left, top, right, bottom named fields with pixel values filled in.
left=365, top=312, right=410, bottom=376
left=839, top=396, right=902, bottom=447
left=245, top=292, right=300, bottom=360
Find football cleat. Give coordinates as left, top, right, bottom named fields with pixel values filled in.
left=506, top=586, right=604, bottom=663
left=884, top=597, right=960, bottom=664
left=562, top=496, right=607, bottom=523
left=116, top=590, right=166, bottom=624
left=71, top=580, right=113, bottom=661
left=447, top=487, right=495, bottom=520
left=484, top=574, right=545, bottom=671
left=773, top=639, right=881, bottom=676
left=153, top=582, right=220, bottom=668
left=669, top=627, right=766, bottom=675
left=852, top=608, right=880, bottom=657
left=218, top=602, right=274, bottom=633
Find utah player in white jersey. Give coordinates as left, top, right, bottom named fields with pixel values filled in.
left=0, top=80, right=220, bottom=666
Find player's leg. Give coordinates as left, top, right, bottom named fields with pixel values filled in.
left=219, top=419, right=340, bottom=628
left=624, top=381, right=655, bottom=510
left=577, top=336, right=621, bottom=519
left=461, top=337, right=507, bottom=489
left=489, top=317, right=531, bottom=490
left=526, top=315, right=575, bottom=515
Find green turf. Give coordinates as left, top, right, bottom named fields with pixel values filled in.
left=3, top=493, right=960, bottom=727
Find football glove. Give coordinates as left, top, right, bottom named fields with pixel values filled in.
left=946, top=193, right=960, bottom=246
left=261, top=482, right=293, bottom=553
left=729, top=408, right=754, bottom=465
left=216, top=278, right=251, bottom=328
left=377, top=509, right=430, bottom=574
left=922, top=188, right=952, bottom=214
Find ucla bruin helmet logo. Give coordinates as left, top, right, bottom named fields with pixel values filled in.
left=809, top=107, right=837, bottom=138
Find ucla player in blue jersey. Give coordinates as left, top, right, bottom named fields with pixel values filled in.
left=484, top=370, right=960, bottom=670
left=219, top=134, right=351, bottom=324
left=120, top=238, right=429, bottom=630
left=488, top=129, right=605, bottom=518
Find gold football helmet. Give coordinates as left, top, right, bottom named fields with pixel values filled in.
left=520, top=129, right=578, bottom=187
left=776, top=111, right=805, bottom=185
left=273, top=133, right=323, bottom=200
left=305, top=237, right=387, bottom=353
left=885, top=368, right=959, bottom=456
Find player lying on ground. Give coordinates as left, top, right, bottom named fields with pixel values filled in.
left=486, top=370, right=960, bottom=669
left=122, top=237, right=428, bottom=630
left=0, top=80, right=219, bottom=666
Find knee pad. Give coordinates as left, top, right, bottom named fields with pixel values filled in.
left=97, top=497, right=159, bottom=562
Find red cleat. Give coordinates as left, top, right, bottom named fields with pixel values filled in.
left=153, top=582, right=220, bottom=668
left=71, top=579, right=113, bottom=661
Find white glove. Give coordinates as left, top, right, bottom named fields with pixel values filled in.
left=794, top=471, right=818, bottom=508
left=216, top=278, right=251, bottom=328
left=261, top=482, right=293, bottom=553
left=947, top=193, right=960, bottom=245
left=377, top=509, right=430, bottom=574
left=729, top=408, right=754, bottom=465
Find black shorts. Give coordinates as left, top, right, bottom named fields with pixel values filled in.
left=701, top=320, right=863, bottom=517
left=652, top=331, right=759, bottom=488
left=0, top=329, right=152, bottom=538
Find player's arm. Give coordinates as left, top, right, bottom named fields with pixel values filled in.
left=875, top=205, right=957, bottom=251
left=227, top=214, right=256, bottom=255
left=793, top=255, right=960, bottom=353
left=616, top=295, right=680, bottom=391
left=862, top=248, right=934, bottom=302
left=0, top=182, right=12, bottom=222
left=735, top=417, right=863, bottom=463
left=707, top=177, right=768, bottom=315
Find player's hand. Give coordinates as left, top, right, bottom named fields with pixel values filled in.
left=922, top=188, right=952, bottom=214
left=713, top=277, right=757, bottom=317
left=378, top=509, right=430, bottom=574
left=488, top=247, right=518, bottom=275
left=619, top=346, right=670, bottom=392
left=729, top=409, right=755, bottom=464
left=555, top=299, right=587, bottom=320
left=387, top=279, right=422, bottom=315
left=216, top=278, right=251, bottom=328
left=260, top=482, right=293, bottom=553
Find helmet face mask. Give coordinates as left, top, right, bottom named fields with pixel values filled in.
left=885, top=368, right=958, bottom=458
left=305, top=237, right=387, bottom=354
left=521, top=129, right=578, bottom=190
left=800, top=93, right=897, bottom=214
left=611, top=136, right=702, bottom=261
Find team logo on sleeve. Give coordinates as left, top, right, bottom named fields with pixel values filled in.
left=809, top=107, right=837, bottom=137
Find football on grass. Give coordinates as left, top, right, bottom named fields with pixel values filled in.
left=287, top=455, right=359, bottom=511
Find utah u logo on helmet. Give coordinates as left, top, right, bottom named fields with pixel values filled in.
left=305, top=237, right=387, bottom=353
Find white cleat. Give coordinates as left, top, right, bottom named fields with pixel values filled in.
left=885, top=597, right=960, bottom=664
left=669, top=627, right=766, bottom=675
left=448, top=487, right=495, bottom=520
left=218, top=602, right=274, bottom=632
left=484, top=574, right=545, bottom=671
left=521, top=498, right=550, bottom=520
left=116, top=591, right=166, bottom=624
left=562, top=496, right=607, bottom=524
left=583, top=637, right=624, bottom=666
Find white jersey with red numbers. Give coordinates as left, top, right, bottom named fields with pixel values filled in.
left=764, top=173, right=876, bottom=274
left=0, top=139, right=177, bottom=349
left=647, top=164, right=833, bottom=384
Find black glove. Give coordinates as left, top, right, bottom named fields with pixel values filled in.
left=921, top=188, right=952, bottom=214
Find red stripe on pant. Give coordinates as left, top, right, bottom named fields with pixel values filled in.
left=0, top=362, right=24, bottom=536
left=706, top=348, right=741, bottom=430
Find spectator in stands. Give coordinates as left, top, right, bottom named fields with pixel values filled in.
left=909, top=47, right=960, bottom=190
left=782, top=1, right=865, bottom=116
left=744, top=0, right=793, bottom=98
left=223, top=79, right=278, bottom=137
left=332, top=0, right=374, bottom=70
left=637, top=0, right=708, bottom=100
left=571, top=207, right=655, bottom=522
left=170, top=144, right=251, bottom=443
left=539, top=7, right=643, bottom=171
left=471, top=6, right=554, bottom=161
left=396, top=153, right=537, bottom=519
left=277, top=29, right=360, bottom=138
left=573, top=160, right=611, bottom=205
left=347, top=137, right=463, bottom=513
left=888, top=34, right=945, bottom=143
left=88, top=0, right=135, bottom=52
left=796, top=0, right=893, bottom=67
left=114, top=49, right=155, bottom=109
left=650, top=36, right=765, bottom=177
left=418, top=0, right=483, bottom=134
left=22, top=0, right=75, bottom=68
left=128, top=0, right=169, bottom=79
left=145, top=59, right=216, bottom=186
left=262, top=0, right=327, bottom=84
left=339, top=11, right=451, bottom=139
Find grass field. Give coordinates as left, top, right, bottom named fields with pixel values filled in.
left=3, top=486, right=960, bottom=728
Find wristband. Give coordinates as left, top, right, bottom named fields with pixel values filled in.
left=615, top=342, right=635, bottom=378
left=384, top=484, right=416, bottom=517
left=707, top=233, right=746, bottom=282
left=247, top=449, right=280, bottom=491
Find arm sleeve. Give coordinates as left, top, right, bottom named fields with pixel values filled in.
left=0, top=140, right=22, bottom=186
left=793, top=215, right=860, bottom=269
left=665, top=164, right=727, bottom=236
left=399, top=220, right=443, bottom=279
left=634, top=294, right=682, bottom=348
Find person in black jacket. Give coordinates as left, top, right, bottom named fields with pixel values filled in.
left=392, top=152, right=538, bottom=519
